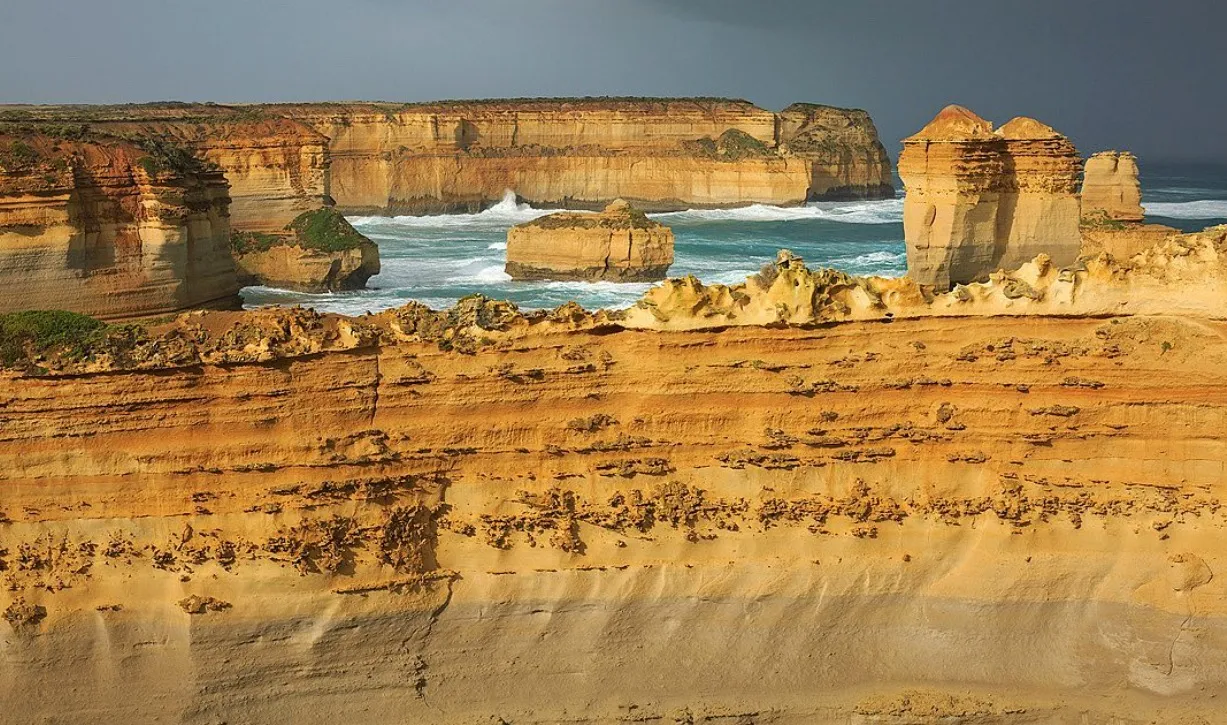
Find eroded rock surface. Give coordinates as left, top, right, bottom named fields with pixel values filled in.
left=1082, top=150, right=1145, bottom=222
left=231, top=208, right=381, bottom=292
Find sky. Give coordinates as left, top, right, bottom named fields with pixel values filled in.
left=1, top=0, right=1224, bottom=162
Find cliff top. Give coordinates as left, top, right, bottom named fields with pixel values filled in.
left=231, top=209, right=374, bottom=255
left=905, top=105, right=996, bottom=142
left=996, top=117, right=1066, bottom=141
left=516, top=200, right=665, bottom=231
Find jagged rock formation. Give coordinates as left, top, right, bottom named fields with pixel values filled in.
left=0, top=133, right=240, bottom=319
left=231, top=208, right=381, bottom=292
left=899, top=106, right=1082, bottom=289
left=1082, top=151, right=1144, bottom=222
left=4, top=238, right=1227, bottom=722
left=505, top=199, right=674, bottom=281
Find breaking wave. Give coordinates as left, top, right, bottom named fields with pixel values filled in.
left=651, top=198, right=903, bottom=225
left=1144, top=200, right=1227, bottom=220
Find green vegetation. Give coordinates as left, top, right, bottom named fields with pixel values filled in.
left=682, top=128, right=774, bottom=161
left=229, top=229, right=289, bottom=255
left=527, top=207, right=658, bottom=231
left=230, top=208, right=371, bottom=255
left=1081, top=211, right=1129, bottom=231
left=287, top=208, right=370, bottom=252
left=0, top=310, right=105, bottom=368
left=133, top=137, right=213, bottom=176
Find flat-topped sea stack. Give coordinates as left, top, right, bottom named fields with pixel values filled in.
left=899, top=105, right=1081, bottom=289
left=1082, top=150, right=1144, bottom=222
left=0, top=131, right=240, bottom=319
left=506, top=199, right=673, bottom=281
left=231, top=208, right=380, bottom=292
left=1080, top=151, right=1180, bottom=258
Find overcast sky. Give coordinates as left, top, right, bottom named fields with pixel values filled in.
left=1, top=0, right=1224, bottom=162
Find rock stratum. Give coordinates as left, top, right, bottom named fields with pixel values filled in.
left=506, top=199, right=674, bottom=281
left=4, top=227, right=1227, bottom=723
left=0, top=132, right=240, bottom=319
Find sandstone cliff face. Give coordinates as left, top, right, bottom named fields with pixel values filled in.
left=900, top=106, right=1082, bottom=289
left=505, top=199, right=674, bottom=281
left=1082, top=150, right=1144, bottom=222
left=275, top=99, right=894, bottom=212
left=0, top=134, right=240, bottom=319
left=4, top=247, right=1227, bottom=722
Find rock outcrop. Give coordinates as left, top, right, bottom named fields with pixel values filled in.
left=505, top=199, right=673, bottom=281
left=6, top=235, right=1227, bottom=723
left=1078, top=150, right=1180, bottom=259
left=1082, top=150, right=1144, bottom=222
left=231, top=208, right=380, bottom=292
left=0, top=132, right=240, bottom=319
left=899, top=105, right=1082, bottom=289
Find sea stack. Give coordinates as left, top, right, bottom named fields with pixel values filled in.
left=505, top=199, right=674, bottom=282
left=1081, top=151, right=1145, bottom=222
left=899, top=105, right=1081, bottom=289
left=1079, top=151, right=1178, bottom=257
left=230, top=208, right=381, bottom=292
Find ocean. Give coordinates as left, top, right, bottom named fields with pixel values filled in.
left=241, top=164, right=1227, bottom=316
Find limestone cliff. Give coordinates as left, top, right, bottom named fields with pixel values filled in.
left=231, top=208, right=381, bottom=292
left=505, top=199, right=674, bottom=281
left=5, top=99, right=894, bottom=220
left=272, top=98, right=895, bottom=212
left=0, top=132, right=240, bottom=319
left=900, top=105, right=1081, bottom=289
left=4, top=239, right=1227, bottom=722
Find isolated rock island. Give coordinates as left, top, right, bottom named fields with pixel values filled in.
left=505, top=199, right=674, bottom=281
left=230, top=208, right=381, bottom=292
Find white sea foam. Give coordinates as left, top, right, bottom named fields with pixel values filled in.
left=350, top=190, right=568, bottom=230
left=651, top=198, right=904, bottom=225
left=1144, top=200, right=1227, bottom=220
left=487, top=241, right=508, bottom=250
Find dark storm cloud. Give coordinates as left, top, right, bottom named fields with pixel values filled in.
left=1, top=0, right=1224, bottom=161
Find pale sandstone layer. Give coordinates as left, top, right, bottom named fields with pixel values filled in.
left=0, top=134, right=240, bottom=319
left=1082, top=150, right=1145, bottom=222
left=3, top=234, right=1227, bottom=723
left=899, top=106, right=1081, bottom=290
left=505, top=199, right=674, bottom=281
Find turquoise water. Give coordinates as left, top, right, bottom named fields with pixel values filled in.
left=242, top=163, right=1227, bottom=315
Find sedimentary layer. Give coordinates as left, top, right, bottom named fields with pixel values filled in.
left=4, top=232, right=1227, bottom=723
left=0, top=133, right=240, bottom=319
